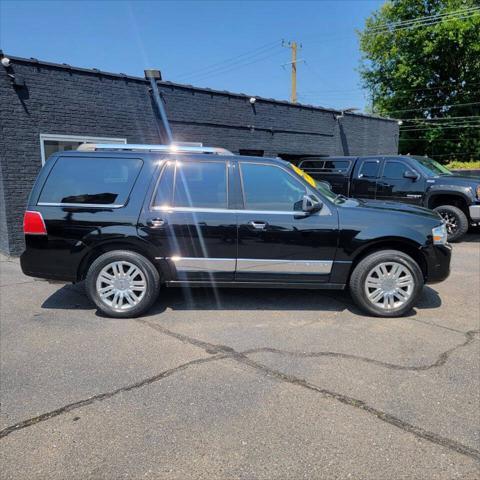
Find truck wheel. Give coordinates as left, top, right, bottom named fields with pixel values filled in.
left=349, top=250, right=424, bottom=317
left=86, top=250, right=160, bottom=318
left=433, top=205, right=468, bottom=242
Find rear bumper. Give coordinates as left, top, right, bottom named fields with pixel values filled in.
left=469, top=204, right=480, bottom=222
left=20, top=241, right=79, bottom=282
left=421, top=244, right=452, bottom=284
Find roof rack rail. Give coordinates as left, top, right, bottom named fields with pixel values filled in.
left=77, top=143, right=234, bottom=156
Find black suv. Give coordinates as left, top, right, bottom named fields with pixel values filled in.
left=298, top=155, right=480, bottom=242
left=21, top=144, right=451, bottom=318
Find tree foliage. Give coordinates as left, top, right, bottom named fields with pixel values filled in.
left=358, top=0, right=480, bottom=163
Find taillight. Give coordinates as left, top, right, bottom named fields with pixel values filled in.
left=23, top=211, right=47, bottom=235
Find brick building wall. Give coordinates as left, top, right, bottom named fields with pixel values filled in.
left=0, top=54, right=399, bottom=255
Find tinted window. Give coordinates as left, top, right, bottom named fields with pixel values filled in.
left=300, top=160, right=324, bottom=170
left=383, top=161, right=408, bottom=179
left=152, top=162, right=174, bottom=207
left=359, top=161, right=380, bottom=179
left=39, top=156, right=142, bottom=205
left=240, top=163, right=306, bottom=211
left=174, top=161, right=227, bottom=208
left=323, top=160, right=350, bottom=173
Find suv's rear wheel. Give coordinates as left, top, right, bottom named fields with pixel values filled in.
left=433, top=205, right=468, bottom=242
left=349, top=250, right=424, bottom=317
left=86, top=250, right=160, bottom=318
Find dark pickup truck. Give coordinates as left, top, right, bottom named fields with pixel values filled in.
left=298, top=155, right=480, bottom=242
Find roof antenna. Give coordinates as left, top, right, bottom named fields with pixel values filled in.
left=144, top=69, right=174, bottom=145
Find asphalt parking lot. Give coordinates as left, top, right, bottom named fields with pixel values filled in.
left=1, top=234, right=479, bottom=479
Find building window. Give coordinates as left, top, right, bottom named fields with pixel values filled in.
left=39, top=134, right=127, bottom=165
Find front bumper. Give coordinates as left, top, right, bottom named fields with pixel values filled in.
left=469, top=204, right=480, bottom=222
left=421, top=243, right=452, bottom=284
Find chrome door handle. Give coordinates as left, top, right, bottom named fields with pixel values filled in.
left=147, top=218, right=167, bottom=228
left=249, top=221, right=267, bottom=230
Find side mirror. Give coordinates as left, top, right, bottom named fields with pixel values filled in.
left=404, top=170, right=420, bottom=181
left=302, top=194, right=322, bottom=213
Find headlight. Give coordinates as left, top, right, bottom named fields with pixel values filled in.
left=476, top=185, right=480, bottom=199
left=432, top=224, right=448, bottom=245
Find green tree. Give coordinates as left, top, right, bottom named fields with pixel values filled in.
left=358, top=0, right=480, bottom=163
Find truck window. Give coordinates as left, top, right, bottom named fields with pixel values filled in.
left=323, top=160, right=350, bottom=173
left=299, top=160, right=324, bottom=170
left=359, top=161, right=380, bottom=179
left=38, top=156, right=143, bottom=206
left=383, top=161, right=409, bottom=179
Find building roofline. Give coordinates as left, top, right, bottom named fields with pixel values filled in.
left=1, top=52, right=396, bottom=123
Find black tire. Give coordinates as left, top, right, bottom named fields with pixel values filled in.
left=433, top=205, right=468, bottom=242
left=349, top=249, right=424, bottom=318
left=85, top=250, right=160, bottom=318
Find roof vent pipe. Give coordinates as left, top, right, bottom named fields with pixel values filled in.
left=144, top=69, right=174, bottom=145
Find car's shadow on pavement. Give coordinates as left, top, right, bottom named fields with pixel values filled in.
left=462, top=229, right=480, bottom=242
left=41, top=283, right=442, bottom=319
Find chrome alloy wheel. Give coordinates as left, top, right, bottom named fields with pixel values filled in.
left=96, top=261, right=147, bottom=311
left=364, top=262, right=414, bottom=310
left=437, top=210, right=458, bottom=234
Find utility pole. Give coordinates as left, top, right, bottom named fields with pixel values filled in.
left=282, top=40, right=302, bottom=103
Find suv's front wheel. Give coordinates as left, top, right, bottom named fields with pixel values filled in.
left=86, top=250, right=160, bottom=318
left=349, top=250, right=424, bottom=317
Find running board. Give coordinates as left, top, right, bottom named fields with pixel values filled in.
left=165, top=281, right=346, bottom=290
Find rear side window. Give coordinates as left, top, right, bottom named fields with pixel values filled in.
left=38, top=156, right=142, bottom=205
left=299, top=160, right=324, bottom=170
left=152, top=162, right=174, bottom=207
left=174, top=161, right=227, bottom=208
left=359, top=160, right=380, bottom=179
left=322, top=160, right=350, bottom=173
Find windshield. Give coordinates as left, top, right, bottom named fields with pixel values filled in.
left=412, top=156, right=452, bottom=177
left=289, top=163, right=341, bottom=203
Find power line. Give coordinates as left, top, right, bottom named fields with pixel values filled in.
left=429, top=152, right=478, bottom=157
left=301, top=83, right=480, bottom=95
left=400, top=123, right=480, bottom=132
left=369, top=7, right=480, bottom=33
left=187, top=48, right=286, bottom=83
left=385, top=101, right=480, bottom=114
left=400, top=115, right=480, bottom=122
left=399, top=138, right=474, bottom=141
left=371, top=6, right=479, bottom=29
left=174, top=40, right=282, bottom=81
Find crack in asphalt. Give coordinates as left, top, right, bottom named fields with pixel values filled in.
left=1, top=319, right=479, bottom=463
left=407, top=317, right=473, bottom=335
left=243, top=329, right=479, bottom=371
left=234, top=354, right=480, bottom=462
left=0, top=354, right=227, bottom=440
left=137, top=320, right=480, bottom=461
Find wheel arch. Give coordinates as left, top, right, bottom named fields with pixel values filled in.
left=348, top=238, right=427, bottom=282
left=426, top=191, right=469, bottom=215
left=76, top=239, right=163, bottom=282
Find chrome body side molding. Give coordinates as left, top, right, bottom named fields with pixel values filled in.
left=157, top=257, right=333, bottom=275
left=167, top=257, right=235, bottom=273
left=236, top=258, right=332, bottom=274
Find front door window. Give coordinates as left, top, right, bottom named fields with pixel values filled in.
left=240, top=163, right=306, bottom=211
